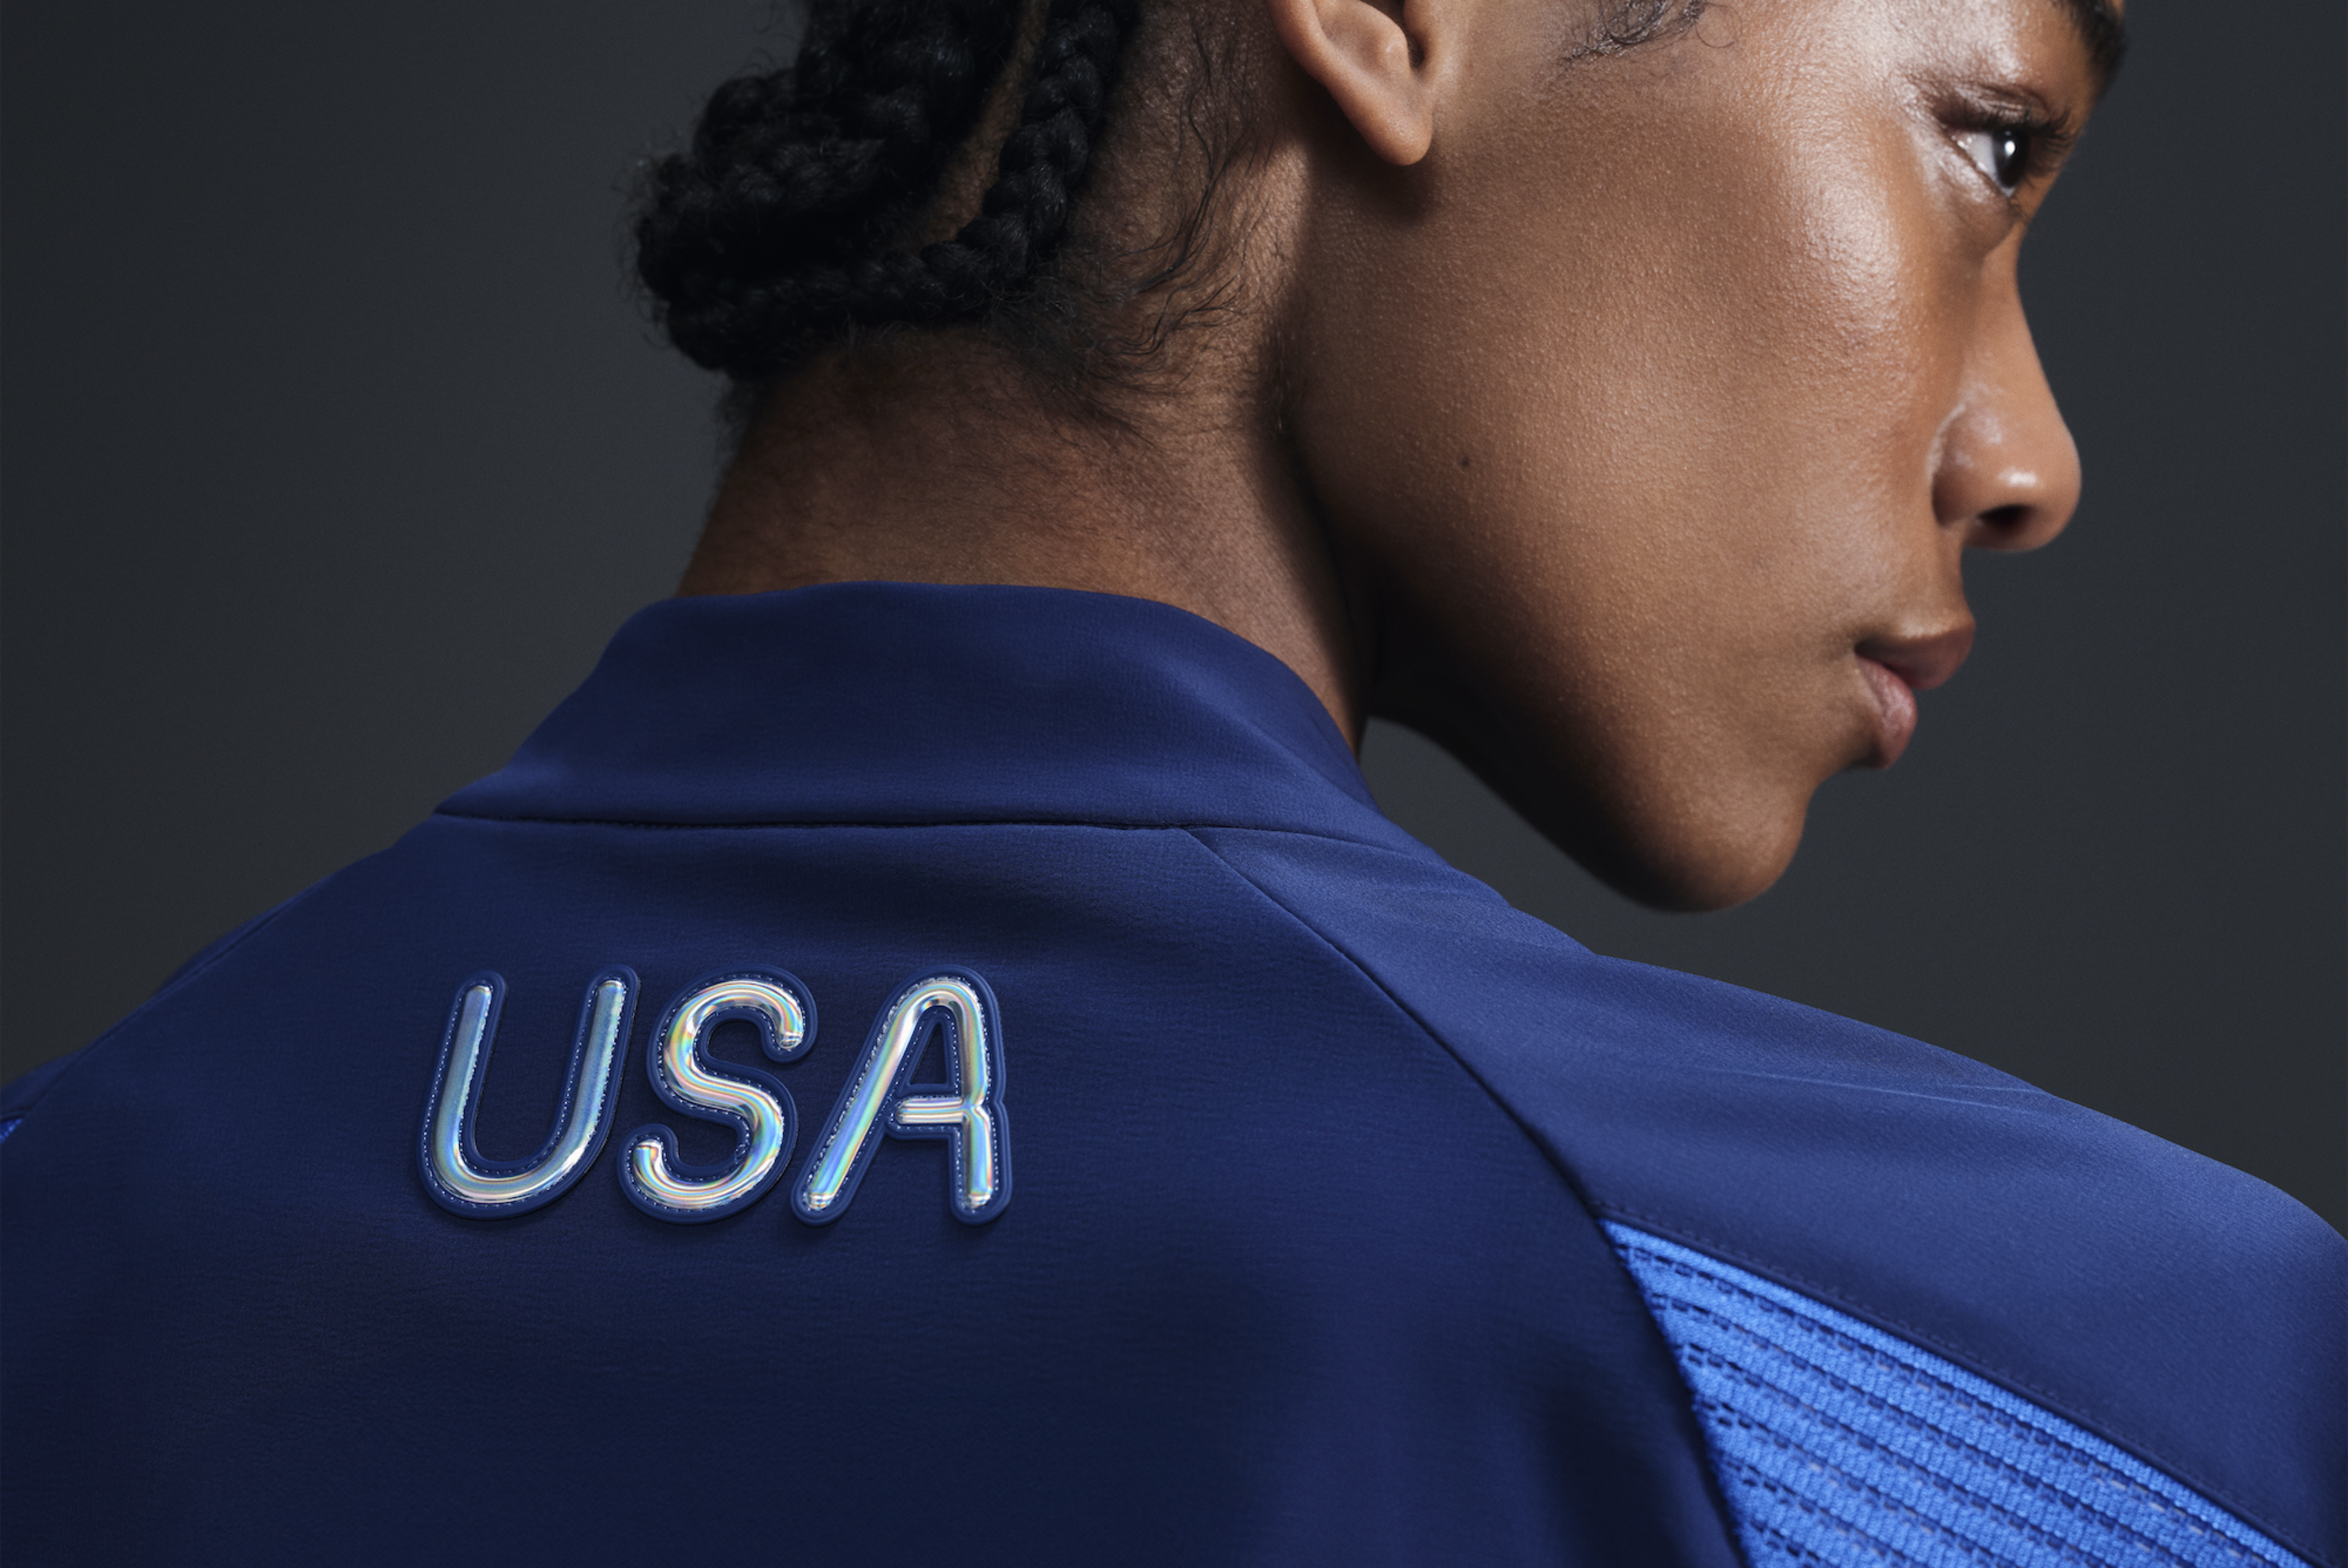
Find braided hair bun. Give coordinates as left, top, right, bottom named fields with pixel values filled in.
left=637, top=0, right=1139, bottom=382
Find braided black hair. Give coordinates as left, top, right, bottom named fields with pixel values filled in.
left=637, top=0, right=1708, bottom=392
left=638, top=0, right=1139, bottom=384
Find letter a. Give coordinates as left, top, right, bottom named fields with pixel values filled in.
left=794, top=967, right=1011, bottom=1227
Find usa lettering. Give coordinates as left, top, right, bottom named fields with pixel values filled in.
left=418, top=964, right=1011, bottom=1226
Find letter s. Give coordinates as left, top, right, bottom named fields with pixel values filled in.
left=619, top=967, right=814, bottom=1223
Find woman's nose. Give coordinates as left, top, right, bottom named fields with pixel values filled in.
left=1932, top=282, right=2081, bottom=553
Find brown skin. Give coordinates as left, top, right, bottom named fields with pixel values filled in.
left=684, top=0, right=2110, bottom=910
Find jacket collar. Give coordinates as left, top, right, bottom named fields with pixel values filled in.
left=440, top=581, right=1414, bottom=848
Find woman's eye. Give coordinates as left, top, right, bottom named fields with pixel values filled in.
left=1957, top=127, right=2031, bottom=197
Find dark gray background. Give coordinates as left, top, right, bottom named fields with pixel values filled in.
left=5, top=1, right=2341, bottom=1228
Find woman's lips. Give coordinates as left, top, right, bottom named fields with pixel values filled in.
left=1858, top=655, right=1920, bottom=767
left=1854, top=625, right=1974, bottom=768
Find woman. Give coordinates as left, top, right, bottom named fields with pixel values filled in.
left=4, top=0, right=2338, bottom=1561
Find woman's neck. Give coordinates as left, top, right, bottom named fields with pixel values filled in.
left=678, top=339, right=1372, bottom=745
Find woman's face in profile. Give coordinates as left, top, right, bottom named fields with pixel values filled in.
left=1295, top=0, right=2107, bottom=910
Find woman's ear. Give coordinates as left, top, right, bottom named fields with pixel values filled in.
left=1265, top=0, right=1448, bottom=165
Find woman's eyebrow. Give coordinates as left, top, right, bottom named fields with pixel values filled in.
left=2054, top=0, right=2128, bottom=98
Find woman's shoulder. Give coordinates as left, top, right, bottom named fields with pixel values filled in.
left=1191, top=822, right=2344, bottom=1566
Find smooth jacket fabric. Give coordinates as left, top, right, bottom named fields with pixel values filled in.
left=4, top=584, right=2339, bottom=1564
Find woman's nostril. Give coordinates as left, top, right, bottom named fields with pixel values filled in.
left=1968, top=501, right=2056, bottom=550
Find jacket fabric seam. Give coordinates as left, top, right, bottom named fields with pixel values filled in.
left=1173, top=828, right=1603, bottom=1207
left=1183, top=825, right=2325, bottom=1568
left=430, top=807, right=1403, bottom=852
left=1186, top=823, right=2322, bottom=1565
left=1172, top=826, right=1752, bottom=1550
left=1588, top=1198, right=2331, bottom=1567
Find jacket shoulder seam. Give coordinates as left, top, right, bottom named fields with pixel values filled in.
left=1175, top=826, right=1603, bottom=1212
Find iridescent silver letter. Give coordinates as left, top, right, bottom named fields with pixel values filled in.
left=794, top=968, right=1011, bottom=1226
left=620, top=967, right=815, bottom=1223
left=418, top=967, right=637, bottom=1218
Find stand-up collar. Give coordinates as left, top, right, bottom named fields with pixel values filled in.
left=441, top=582, right=1413, bottom=847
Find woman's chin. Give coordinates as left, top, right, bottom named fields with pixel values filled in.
left=1567, top=803, right=1810, bottom=915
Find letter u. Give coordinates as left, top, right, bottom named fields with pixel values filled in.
left=418, top=968, right=638, bottom=1218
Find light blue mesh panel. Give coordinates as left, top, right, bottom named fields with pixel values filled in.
left=1604, top=1223, right=2307, bottom=1568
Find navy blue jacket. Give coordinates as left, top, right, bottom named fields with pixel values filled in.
left=4, top=584, right=2339, bottom=1564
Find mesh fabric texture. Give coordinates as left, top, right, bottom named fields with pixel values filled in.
left=1605, top=1223, right=2306, bottom=1567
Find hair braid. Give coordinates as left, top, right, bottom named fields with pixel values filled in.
left=635, top=0, right=1021, bottom=377
left=925, top=0, right=1136, bottom=299
left=637, top=0, right=1139, bottom=381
